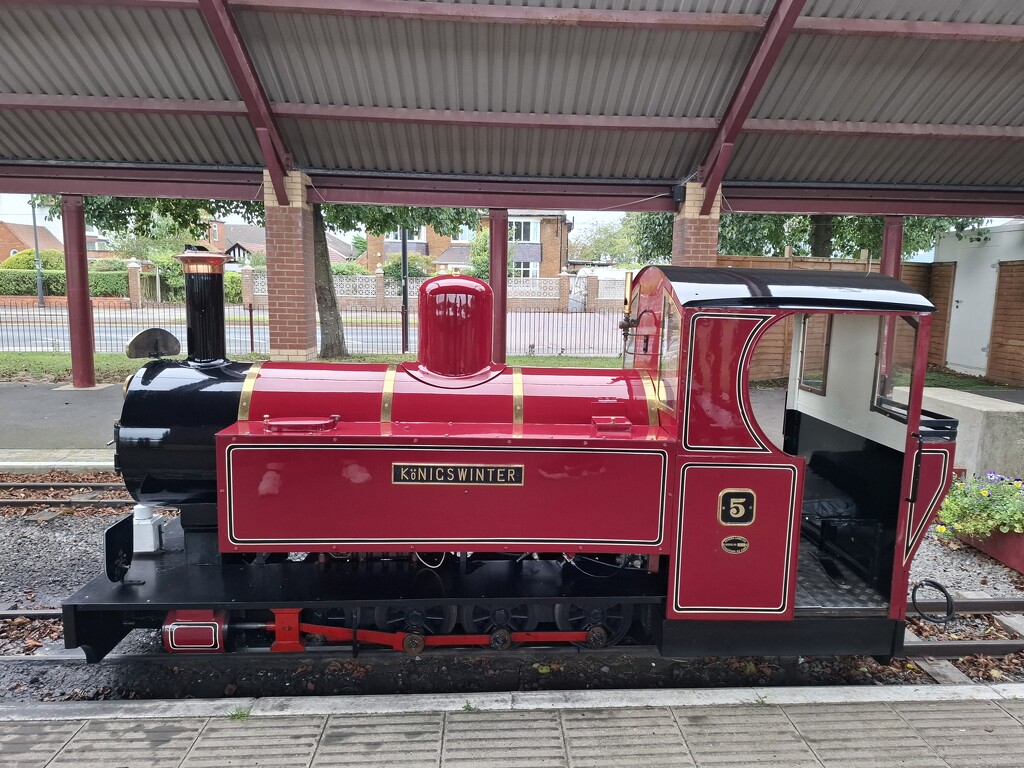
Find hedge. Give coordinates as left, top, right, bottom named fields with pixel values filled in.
left=224, top=272, right=242, bottom=303
left=0, top=269, right=128, bottom=297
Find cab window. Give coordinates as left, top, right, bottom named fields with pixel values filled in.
left=657, top=296, right=681, bottom=413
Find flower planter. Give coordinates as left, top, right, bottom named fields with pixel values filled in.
left=962, top=532, right=1024, bottom=575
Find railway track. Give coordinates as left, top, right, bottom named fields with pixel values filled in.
left=0, top=482, right=133, bottom=508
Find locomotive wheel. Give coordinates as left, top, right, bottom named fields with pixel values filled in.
left=554, top=602, right=634, bottom=648
left=374, top=604, right=458, bottom=636
left=459, top=603, right=539, bottom=639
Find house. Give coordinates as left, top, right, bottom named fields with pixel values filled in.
left=363, top=211, right=571, bottom=278
left=0, top=221, right=64, bottom=263
left=204, top=221, right=355, bottom=264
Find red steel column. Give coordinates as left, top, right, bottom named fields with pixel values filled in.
left=60, top=195, right=95, bottom=388
left=489, top=208, right=508, bottom=365
left=881, top=215, right=904, bottom=278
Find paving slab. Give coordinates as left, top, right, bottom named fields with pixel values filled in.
left=5, top=687, right=1024, bottom=767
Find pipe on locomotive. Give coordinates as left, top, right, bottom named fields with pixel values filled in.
left=177, top=250, right=228, bottom=364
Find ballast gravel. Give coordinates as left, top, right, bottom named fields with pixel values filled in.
left=0, top=472, right=1022, bottom=700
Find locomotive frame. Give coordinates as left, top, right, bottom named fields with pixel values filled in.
left=64, top=258, right=956, bottom=663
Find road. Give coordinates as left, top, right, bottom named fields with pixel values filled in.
left=0, top=309, right=622, bottom=357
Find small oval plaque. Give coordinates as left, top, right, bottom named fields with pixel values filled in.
left=721, top=536, right=750, bottom=555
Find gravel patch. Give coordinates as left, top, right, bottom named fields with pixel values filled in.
left=0, top=510, right=115, bottom=609
left=910, top=527, right=1024, bottom=598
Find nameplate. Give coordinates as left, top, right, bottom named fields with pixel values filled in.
left=392, top=464, right=524, bottom=485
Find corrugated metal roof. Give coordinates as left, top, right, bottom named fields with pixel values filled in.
left=424, top=1, right=772, bottom=10
left=283, top=119, right=708, bottom=180
left=728, top=134, right=1022, bottom=187
left=237, top=12, right=756, bottom=118
left=754, top=35, right=1024, bottom=126
left=802, top=0, right=1024, bottom=24
left=0, top=111, right=261, bottom=166
left=0, top=0, right=1020, bottom=198
left=0, top=5, right=237, bottom=100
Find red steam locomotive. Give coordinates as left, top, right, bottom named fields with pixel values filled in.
left=64, top=254, right=956, bottom=662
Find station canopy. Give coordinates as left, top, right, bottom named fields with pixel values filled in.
left=0, top=0, right=1022, bottom=215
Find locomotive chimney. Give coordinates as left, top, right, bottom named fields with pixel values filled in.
left=176, top=250, right=227, bottom=364
left=418, top=275, right=493, bottom=376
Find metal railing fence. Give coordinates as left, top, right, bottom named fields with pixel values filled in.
left=0, top=300, right=623, bottom=359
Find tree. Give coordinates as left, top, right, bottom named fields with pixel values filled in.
left=571, top=220, right=635, bottom=264
left=623, top=212, right=673, bottom=263
left=38, top=196, right=479, bottom=358
left=467, top=228, right=515, bottom=281
left=383, top=253, right=434, bottom=280
left=625, top=210, right=987, bottom=262
left=351, top=234, right=367, bottom=256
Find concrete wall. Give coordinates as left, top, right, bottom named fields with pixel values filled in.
left=934, top=222, right=1024, bottom=377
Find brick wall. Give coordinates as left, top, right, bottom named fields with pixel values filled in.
left=671, top=182, right=720, bottom=267
left=988, top=260, right=1024, bottom=385
left=538, top=217, right=566, bottom=277
left=0, top=224, right=27, bottom=264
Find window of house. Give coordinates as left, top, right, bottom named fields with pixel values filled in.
left=210, top=222, right=219, bottom=241
left=453, top=225, right=477, bottom=243
left=798, top=314, right=832, bottom=395
left=511, top=261, right=539, bottom=278
left=657, top=296, right=681, bottom=414
left=871, top=315, right=919, bottom=422
left=509, top=219, right=540, bottom=243
left=384, top=227, right=427, bottom=242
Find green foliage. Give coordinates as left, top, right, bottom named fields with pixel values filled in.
left=223, top=272, right=243, bottom=304
left=244, top=252, right=266, bottom=268
left=624, top=211, right=987, bottom=261
left=0, top=270, right=44, bottom=295
left=467, top=228, right=515, bottom=280
left=149, top=254, right=186, bottom=301
left=720, top=215, right=809, bottom=257
left=383, top=253, right=434, bottom=280
left=351, top=234, right=367, bottom=255
left=322, top=206, right=480, bottom=237
left=89, top=258, right=127, bottom=272
left=623, top=212, right=673, bottom=264
left=571, top=220, right=635, bottom=264
left=34, top=195, right=262, bottom=239
left=331, top=262, right=370, bottom=276
left=88, top=271, right=128, bottom=297
left=0, top=249, right=65, bottom=270
left=0, top=269, right=126, bottom=296
left=937, top=473, right=1024, bottom=539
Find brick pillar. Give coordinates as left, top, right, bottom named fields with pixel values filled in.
left=671, top=182, right=721, bottom=267
left=559, top=270, right=570, bottom=312
left=240, top=265, right=254, bottom=307
left=127, top=258, right=142, bottom=308
left=264, top=170, right=317, bottom=361
left=585, top=275, right=600, bottom=312
left=375, top=266, right=386, bottom=306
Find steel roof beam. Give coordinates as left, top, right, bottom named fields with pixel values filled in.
left=721, top=185, right=1024, bottom=216
left=5, top=95, right=1023, bottom=141
left=197, top=0, right=290, bottom=204
left=697, top=0, right=806, bottom=215
left=4, top=2, right=1024, bottom=43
